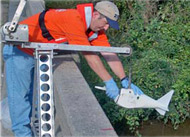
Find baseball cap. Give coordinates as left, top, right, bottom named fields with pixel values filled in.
left=95, top=1, right=119, bottom=30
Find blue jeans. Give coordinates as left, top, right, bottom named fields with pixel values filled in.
left=3, top=45, right=35, bottom=137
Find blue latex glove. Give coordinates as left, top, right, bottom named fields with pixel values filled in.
left=121, top=77, right=144, bottom=95
left=104, top=78, right=119, bottom=100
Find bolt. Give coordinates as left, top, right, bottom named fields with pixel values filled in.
left=10, top=27, right=14, bottom=31
left=9, top=35, right=14, bottom=39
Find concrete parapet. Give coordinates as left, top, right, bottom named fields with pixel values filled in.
left=53, top=55, right=117, bottom=136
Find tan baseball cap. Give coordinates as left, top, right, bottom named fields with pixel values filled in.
left=95, top=1, right=119, bottom=30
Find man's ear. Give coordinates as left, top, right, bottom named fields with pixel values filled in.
left=92, top=11, right=100, bottom=19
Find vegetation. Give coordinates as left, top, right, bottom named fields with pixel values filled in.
left=46, top=0, right=190, bottom=136
left=81, top=0, right=190, bottom=136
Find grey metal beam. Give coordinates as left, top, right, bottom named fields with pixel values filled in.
left=23, top=42, right=132, bottom=55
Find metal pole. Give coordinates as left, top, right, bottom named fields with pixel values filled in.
left=36, top=50, right=55, bottom=137
left=22, top=42, right=132, bottom=55
left=8, top=0, right=27, bottom=32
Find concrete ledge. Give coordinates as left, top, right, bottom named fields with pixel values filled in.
left=53, top=55, right=117, bottom=136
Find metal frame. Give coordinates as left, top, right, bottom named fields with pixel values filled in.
left=0, top=40, right=132, bottom=137
left=27, top=42, right=132, bottom=137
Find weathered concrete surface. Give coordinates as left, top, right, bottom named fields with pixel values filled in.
left=1, top=0, right=10, bottom=136
left=53, top=55, right=117, bottom=136
left=0, top=1, right=11, bottom=137
left=0, top=0, right=9, bottom=101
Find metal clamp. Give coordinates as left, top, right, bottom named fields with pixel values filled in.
left=2, top=22, right=29, bottom=42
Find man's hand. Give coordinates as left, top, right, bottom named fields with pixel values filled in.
left=121, top=77, right=144, bottom=95
left=104, top=78, right=119, bottom=99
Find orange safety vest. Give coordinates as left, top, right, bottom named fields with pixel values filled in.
left=18, top=3, right=110, bottom=56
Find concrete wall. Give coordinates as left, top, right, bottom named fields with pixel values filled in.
left=0, top=0, right=9, bottom=105
left=53, top=55, right=118, bottom=136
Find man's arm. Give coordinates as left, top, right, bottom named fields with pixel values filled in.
left=101, top=52, right=126, bottom=80
left=82, top=51, right=125, bottom=99
left=82, top=52, right=112, bottom=81
left=89, top=31, right=126, bottom=80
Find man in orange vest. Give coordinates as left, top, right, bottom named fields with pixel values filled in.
left=3, top=1, right=143, bottom=136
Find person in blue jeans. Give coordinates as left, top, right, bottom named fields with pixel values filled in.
left=3, top=1, right=144, bottom=137
left=3, top=45, right=35, bottom=137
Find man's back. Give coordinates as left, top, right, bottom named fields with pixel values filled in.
left=20, top=9, right=86, bottom=44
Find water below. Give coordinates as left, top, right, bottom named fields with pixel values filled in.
left=119, top=119, right=190, bottom=136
